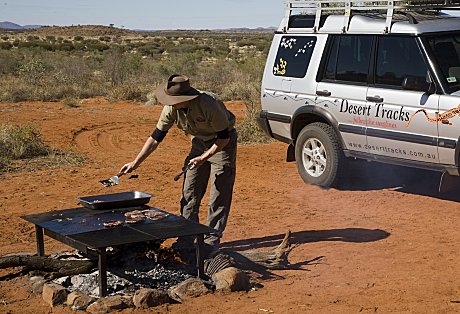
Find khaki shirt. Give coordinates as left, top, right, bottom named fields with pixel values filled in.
left=156, top=91, right=235, bottom=142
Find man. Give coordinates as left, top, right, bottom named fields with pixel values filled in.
left=120, top=74, right=237, bottom=254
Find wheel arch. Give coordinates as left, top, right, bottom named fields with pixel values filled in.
left=291, top=105, right=345, bottom=148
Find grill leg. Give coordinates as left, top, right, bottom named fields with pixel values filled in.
left=98, top=248, right=107, bottom=297
left=35, top=226, right=45, bottom=257
left=195, top=234, right=204, bottom=278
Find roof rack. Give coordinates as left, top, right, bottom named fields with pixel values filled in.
left=284, top=0, right=460, bottom=33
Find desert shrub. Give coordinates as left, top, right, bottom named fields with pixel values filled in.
left=102, top=48, right=142, bottom=86
left=45, top=35, right=56, bottom=43
left=0, top=123, right=85, bottom=173
left=73, top=42, right=86, bottom=50
left=107, top=84, right=149, bottom=102
left=63, top=98, right=79, bottom=108
left=0, top=78, right=35, bottom=102
left=137, top=43, right=165, bottom=56
left=54, top=42, right=75, bottom=51
left=236, top=105, right=270, bottom=144
left=0, top=51, right=22, bottom=74
left=168, top=43, right=212, bottom=54
left=0, top=42, right=12, bottom=50
left=35, top=42, right=55, bottom=51
left=18, top=59, right=47, bottom=85
left=48, top=54, right=93, bottom=85
left=155, top=52, right=200, bottom=77
left=235, top=39, right=254, bottom=47
left=74, top=36, right=84, bottom=41
left=86, top=41, right=110, bottom=52
left=0, top=124, right=49, bottom=160
left=17, top=41, right=38, bottom=49
left=1, top=35, right=9, bottom=40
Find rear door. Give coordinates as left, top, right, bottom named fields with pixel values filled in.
left=366, top=35, right=439, bottom=163
left=316, top=35, right=373, bottom=153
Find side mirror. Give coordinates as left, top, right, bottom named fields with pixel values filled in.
left=402, top=76, right=432, bottom=93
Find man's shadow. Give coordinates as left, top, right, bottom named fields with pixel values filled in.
left=338, top=160, right=460, bottom=202
left=220, top=228, right=389, bottom=280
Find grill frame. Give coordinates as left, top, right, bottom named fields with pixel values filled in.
left=21, top=205, right=215, bottom=297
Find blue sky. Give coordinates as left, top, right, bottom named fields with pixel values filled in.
left=0, top=0, right=284, bottom=30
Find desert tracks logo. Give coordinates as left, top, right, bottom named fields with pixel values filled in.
left=405, top=104, right=460, bottom=127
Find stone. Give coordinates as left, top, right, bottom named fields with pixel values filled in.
left=66, top=291, right=95, bottom=311
left=168, top=278, right=211, bottom=302
left=42, top=282, right=68, bottom=307
left=86, top=295, right=131, bottom=314
left=70, top=275, right=85, bottom=287
left=212, top=267, right=250, bottom=292
left=133, top=288, right=170, bottom=308
left=30, top=276, right=46, bottom=295
left=32, top=279, right=46, bottom=295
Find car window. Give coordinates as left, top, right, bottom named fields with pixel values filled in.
left=375, top=36, right=428, bottom=88
left=324, top=35, right=373, bottom=83
left=273, top=36, right=316, bottom=78
left=426, top=32, right=460, bottom=93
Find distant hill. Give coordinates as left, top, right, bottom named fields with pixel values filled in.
left=31, top=25, right=131, bottom=37
left=0, top=21, right=42, bottom=30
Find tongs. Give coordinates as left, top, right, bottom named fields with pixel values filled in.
left=174, top=166, right=189, bottom=181
left=100, top=172, right=124, bottom=187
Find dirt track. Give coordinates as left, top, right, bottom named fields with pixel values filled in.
left=1, top=99, right=460, bottom=313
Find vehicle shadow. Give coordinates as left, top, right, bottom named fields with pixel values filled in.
left=220, top=228, right=389, bottom=279
left=222, top=227, right=390, bottom=252
left=338, top=161, right=460, bottom=202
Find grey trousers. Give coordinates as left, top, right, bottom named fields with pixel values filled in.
left=179, top=130, right=237, bottom=247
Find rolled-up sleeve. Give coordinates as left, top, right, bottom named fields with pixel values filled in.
left=156, top=106, right=176, bottom=132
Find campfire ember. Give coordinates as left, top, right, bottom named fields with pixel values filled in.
left=51, top=244, right=193, bottom=296
left=54, top=264, right=192, bottom=296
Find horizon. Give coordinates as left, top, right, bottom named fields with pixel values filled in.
left=0, top=20, right=277, bottom=32
left=0, top=1, right=284, bottom=30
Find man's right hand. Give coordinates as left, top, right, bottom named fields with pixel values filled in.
left=119, top=161, right=137, bottom=175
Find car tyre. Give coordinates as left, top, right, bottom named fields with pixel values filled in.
left=295, top=122, right=344, bottom=188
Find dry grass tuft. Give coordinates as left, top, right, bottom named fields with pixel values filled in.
left=0, top=124, right=85, bottom=173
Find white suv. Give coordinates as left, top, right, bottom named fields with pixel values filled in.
left=258, top=0, right=460, bottom=188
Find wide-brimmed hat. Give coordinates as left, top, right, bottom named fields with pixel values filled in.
left=155, top=75, right=200, bottom=106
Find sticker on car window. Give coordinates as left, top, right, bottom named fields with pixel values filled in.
left=447, top=76, right=457, bottom=83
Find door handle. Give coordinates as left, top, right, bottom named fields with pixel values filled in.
left=316, top=90, right=331, bottom=97
left=366, top=95, right=384, bottom=103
